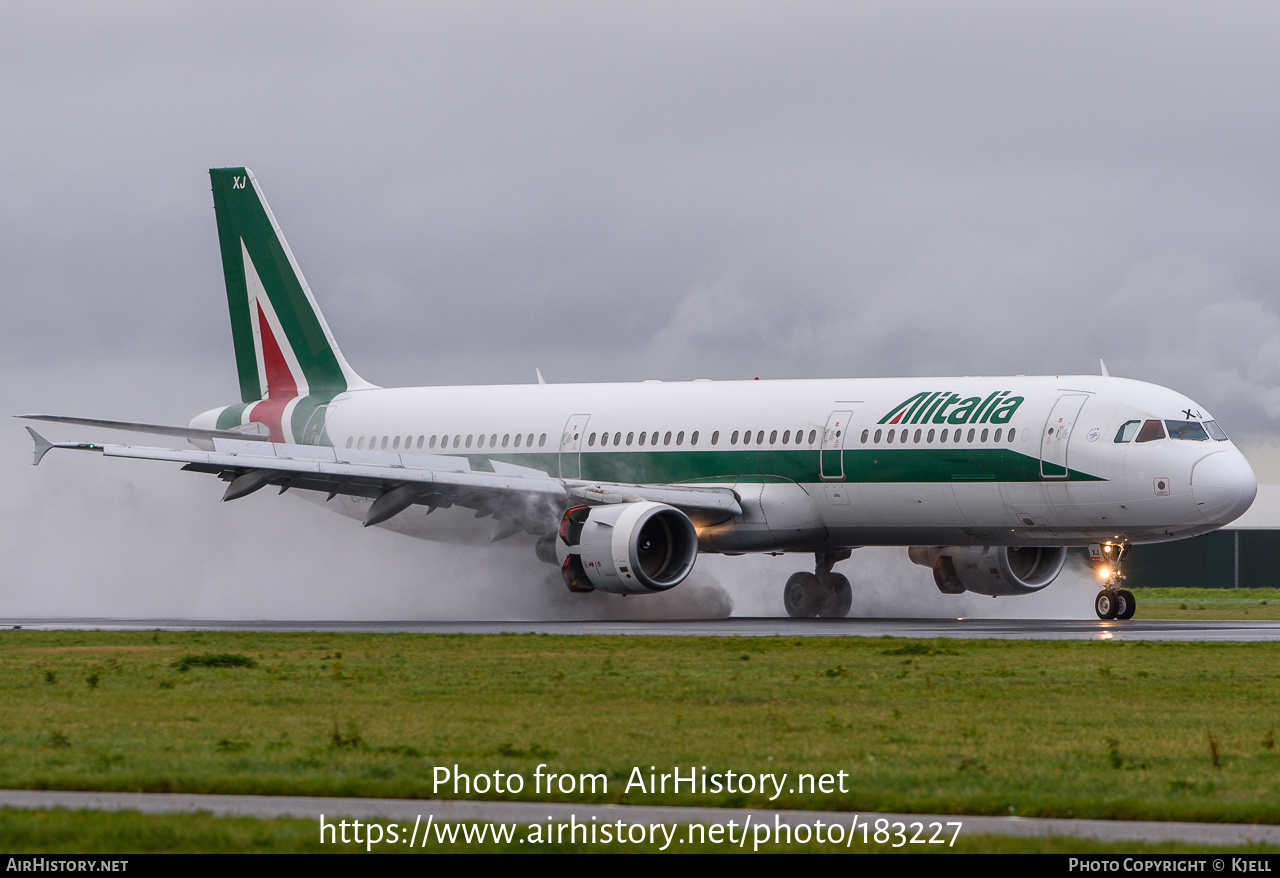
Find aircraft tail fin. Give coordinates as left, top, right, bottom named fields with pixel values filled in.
left=209, top=167, right=374, bottom=405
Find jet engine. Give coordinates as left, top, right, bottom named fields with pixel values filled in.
left=908, top=545, right=1067, bottom=597
left=556, top=502, right=699, bottom=595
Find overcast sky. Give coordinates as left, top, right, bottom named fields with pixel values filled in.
left=3, top=2, right=1279, bottom=618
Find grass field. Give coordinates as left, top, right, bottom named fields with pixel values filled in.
left=1, top=620, right=1279, bottom=828
left=1134, top=588, right=1280, bottom=620
left=3, top=807, right=1278, bottom=854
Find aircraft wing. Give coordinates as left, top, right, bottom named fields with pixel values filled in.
left=23, top=429, right=741, bottom=538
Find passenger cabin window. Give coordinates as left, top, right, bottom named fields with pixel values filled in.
left=690, top=431, right=698, bottom=445
left=1135, top=420, right=1166, bottom=443
left=1166, top=420, right=1210, bottom=441
left=1205, top=421, right=1229, bottom=441
left=539, top=433, right=547, bottom=447
left=676, top=431, right=684, bottom=446
left=627, top=432, right=635, bottom=446
left=808, top=430, right=817, bottom=444
left=711, top=431, right=719, bottom=445
left=1008, top=427, right=1016, bottom=442
left=664, top=431, right=673, bottom=445
left=514, top=434, right=522, bottom=447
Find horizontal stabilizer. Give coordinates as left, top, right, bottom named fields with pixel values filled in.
left=17, top=414, right=270, bottom=443
left=24, top=427, right=101, bottom=466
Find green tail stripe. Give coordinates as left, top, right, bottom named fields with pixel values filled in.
left=210, top=168, right=348, bottom=402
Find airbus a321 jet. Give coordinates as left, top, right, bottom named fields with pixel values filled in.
left=22, top=168, right=1259, bottom=620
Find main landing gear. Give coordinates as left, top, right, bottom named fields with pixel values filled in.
left=783, top=550, right=853, bottom=618
left=1090, top=541, right=1135, bottom=621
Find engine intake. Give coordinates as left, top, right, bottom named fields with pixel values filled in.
left=908, top=545, right=1067, bottom=596
left=556, top=502, right=698, bottom=595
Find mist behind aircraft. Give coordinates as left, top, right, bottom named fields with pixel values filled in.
left=4, top=4, right=1279, bottom=620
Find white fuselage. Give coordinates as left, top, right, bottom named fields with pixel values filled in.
left=221, top=373, right=1255, bottom=554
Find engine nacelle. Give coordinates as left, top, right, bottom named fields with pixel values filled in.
left=908, top=545, right=1067, bottom=597
left=556, top=502, right=698, bottom=595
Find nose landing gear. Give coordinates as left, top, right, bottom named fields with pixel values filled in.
left=783, top=550, right=853, bottom=618
left=1090, top=541, right=1135, bottom=620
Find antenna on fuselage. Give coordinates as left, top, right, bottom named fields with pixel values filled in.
left=1100, top=359, right=1110, bottom=378
left=536, top=368, right=547, bottom=385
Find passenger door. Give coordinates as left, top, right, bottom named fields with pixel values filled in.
left=559, top=414, right=591, bottom=479
left=1040, top=394, right=1088, bottom=479
left=820, top=410, right=854, bottom=481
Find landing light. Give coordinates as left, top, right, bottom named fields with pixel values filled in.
left=1097, top=566, right=1111, bottom=581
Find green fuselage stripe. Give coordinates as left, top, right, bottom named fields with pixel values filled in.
left=409, top=446, right=1105, bottom=484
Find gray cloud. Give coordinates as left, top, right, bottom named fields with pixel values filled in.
left=3, top=2, right=1278, bottom=619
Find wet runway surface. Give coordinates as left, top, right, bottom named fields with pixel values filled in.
left=3, top=789, right=1279, bottom=846
left=6, top=616, right=1280, bottom=641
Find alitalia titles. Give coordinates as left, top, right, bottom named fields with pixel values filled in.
left=878, top=391, right=1024, bottom=426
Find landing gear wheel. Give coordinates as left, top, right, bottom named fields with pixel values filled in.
left=1115, top=588, right=1136, bottom=620
left=1095, top=589, right=1119, bottom=620
left=784, top=573, right=821, bottom=618
left=816, top=573, right=852, bottom=618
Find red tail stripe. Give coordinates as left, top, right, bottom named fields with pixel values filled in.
left=257, top=302, right=298, bottom=399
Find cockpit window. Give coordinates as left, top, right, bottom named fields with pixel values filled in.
left=1114, top=420, right=1141, bottom=443
left=1204, top=420, right=1229, bottom=441
left=1135, top=419, right=1166, bottom=443
left=1165, top=420, right=1210, bottom=441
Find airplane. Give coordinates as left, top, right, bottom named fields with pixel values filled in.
left=21, top=168, right=1259, bottom=621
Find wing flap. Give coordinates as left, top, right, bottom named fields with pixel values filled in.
left=18, top=414, right=269, bottom=443
left=31, top=433, right=742, bottom=520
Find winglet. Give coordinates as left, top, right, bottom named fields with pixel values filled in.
left=1100, top=359, right=1110, bottom=378
left=25, top=427, right=55, bottom=466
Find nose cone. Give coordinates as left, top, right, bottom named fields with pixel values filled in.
left=1191, top=451, right=1257, bottom=524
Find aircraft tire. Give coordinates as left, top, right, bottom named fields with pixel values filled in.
left=784, top=572, right=821, bottom=618
left=816, top=573, right=852, bottom=618
left=1115, top=588, right=1136, bottom=620
left=1094, top=589, right=1119, bottom=620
